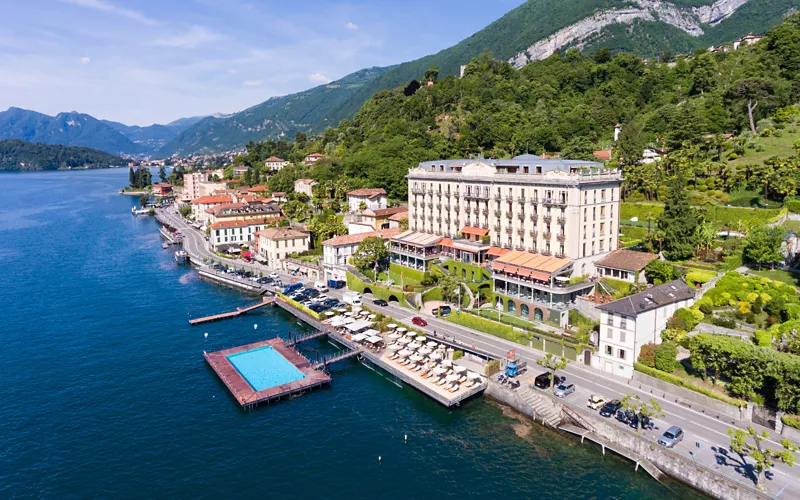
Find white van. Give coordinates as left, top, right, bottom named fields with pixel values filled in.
left=342, top=291, right=362, bottom=306
left=314, top=281, right=329, bottom=292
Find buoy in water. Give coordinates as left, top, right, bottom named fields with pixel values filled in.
left=404, top=434, right=408, bottom=443
left=204, top=333, right=208, bottom=338
left=254, top=324, right=258, bottom=330
left=378, top=456, right=382, bottom=463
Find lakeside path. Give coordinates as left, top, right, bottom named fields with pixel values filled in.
left=158, top=207, right=799, bottom=498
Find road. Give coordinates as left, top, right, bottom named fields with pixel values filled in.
left=158, top=207, right=798, bottom=497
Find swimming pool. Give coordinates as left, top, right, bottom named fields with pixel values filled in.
left=226, top=346, right=306, bottom=391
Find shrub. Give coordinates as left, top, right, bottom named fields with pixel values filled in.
left=675, top=308, right=699, bottom=331
left=485, top=359, right=500, bottom=376
left=667, top=315, right=687, bottom=331
left=654, top=342, right=679, bottom=373
left=782, top=414, right=800, bottom=430
left=633, top=363, right=746, bottom=407
left=453, top=350, right=464, bottom=361
left=638, top=343, right=657, bottom=368
left=787, top=200, right=800, bottom=214
left=645, top=260, right=679, bottom=284
left=661, top=328, right=686, bottom=343
left=699, top=302, right=714, bottom=315
left=711, top=316, right=738, bottom=329
left=685, top=270, right=717, bottom=287
left=754, top=330, right=773, bottom=347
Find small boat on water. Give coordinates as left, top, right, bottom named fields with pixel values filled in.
left=131, top=206, right=150, bottom=216
left=174, top=250, right=188, bottom=263
left=162, top=243, right=169, bottom=249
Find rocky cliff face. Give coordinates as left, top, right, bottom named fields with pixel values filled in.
left=509, top=0, right=751, bottom=67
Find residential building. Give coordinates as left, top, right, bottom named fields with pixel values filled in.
left=271, top=192, right=287, bottom=203
left=388, top=211, right=409, bottom=229
left=642, top=148, right=664, bottom=164
left=359, top=207, right=408, bottom=231
left=592, top=150, right=611, bottom=162
left=303, top=153, right=324, bottom=166
left=233, top=166, right=249, bottom=177
left=255, top=227, right=310, bottom=269
left=594, top=280, right=695, bottom=378
left=206, top=200, right=282, bottom=227
left=184, top=169, right=223, bottom=201
left=322, top=228, right=400, bottom=281
left=264, top=156, right=290, bottom=171
left=733, top=33, right=762, bottom=50
left=152, top=183, right=173, bottom=196
left=407, top=154, right=622, bottom=276
left=347, top=188, right=388, bottom=212
left=294, top=179, right=317, bottom=198
left=190, top=195, right=235, bottom=226
left=209, top=218, right=274, bottom=251
left=199, top=180, right=230, bottom=197
left=594, top=249, right=658, bottom=283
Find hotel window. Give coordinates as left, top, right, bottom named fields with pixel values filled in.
left=582, top=243, right=586, bottom=257
left=593, top=207, right=596, bottom=220
left=524, top=166, right=529, bottom=174
left=592, top=242, right=595, bottom=255
left=536, top=166, right=542, bottom=174
left=618, top=349, right=626, bottom=360
left=607, top=314, right=614, bottom=326
left=583, top=208, right=587, bottom=222
left=583, top=225, right=586, bottom=239
left=605, top=345, right=613, bottom=355
left=620, top=331, right=626, bottom=343
left=620, top=316, right=627, bottom=329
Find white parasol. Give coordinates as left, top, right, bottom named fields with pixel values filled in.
left=387, top=324, right=398, bottom=330
left=446, top=374, right=460, bottom=382
left=433, top=367, right=448, bottom=375
left=399, top=349, right=413, bottom=357
left=396, top=327, right=407, bottom=333
left=426, top=341, right=438, bottom=347
left=454, top=365, right=467, bottom=373
left=388, top=344, right=403, bottom=351
left=410, top=354, right=424, bottom=362
left=408, top=342, right=422, bottom=350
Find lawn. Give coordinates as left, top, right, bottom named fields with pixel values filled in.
left=752, top=269, right=800, bottom=287
left=783, top=220, right=800, bottom=233
left=727, top=129, right=800, bottom=170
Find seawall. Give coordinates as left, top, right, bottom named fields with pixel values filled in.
left=486, top=383, right=769, bottom=500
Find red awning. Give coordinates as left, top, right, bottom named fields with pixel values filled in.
left=517, top=269, right=532, bottom=278
left=530, top=271, right=550, bottom=282
left=492, top=263, right=505, bottom=273
left=461, top=226, right=490, bottom=237
left=487, top=247, right=508, bottom=257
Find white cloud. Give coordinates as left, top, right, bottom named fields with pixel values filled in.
left=346, top=22, right=358, bottom=31
left=79, top=56, right=91, bottom=65
left=153, top=26, right=223, bottom=49
left=60, top=0, right=159, bottom=26
left=242, top=80, right=263, bottom=87
left=308, top=72, right=331, bottom=84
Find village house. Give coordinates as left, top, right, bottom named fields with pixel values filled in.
left=322, top=228, right=400, bottom=281
left=183, top=169, right=224, bottom=201
left=346, top=188, right=388, bottom=212
left=232, top=166, right=250, bottom=177
left=303, top=153, right=325, bottom=166
left=593, top=280, right=695, bottom=379
left=205, top=200, right=282, bottom=227
left=359, top=207, right=408, bottom=231
left=270, top=192, right=287, bottom=203
left=190, top=195, right=235, bottom=226
left=264, top=156, right=290, bottom=172
left=388, top=211, right=409, bottom=229
left=293, top=179, right=317, bottom=198
left=594, top=249, right=658, bottom=284
left=255, top=227, right=310, bottom=269
left=152, top=183, right=173, bottom=196
left=209, top=218, right=275, bottom=252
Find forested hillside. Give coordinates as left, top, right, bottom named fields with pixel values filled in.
left=0, top=139, right=123, bottom=171
left=226, top=13, right=800, bottom=203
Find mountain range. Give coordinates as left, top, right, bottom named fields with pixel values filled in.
left=2, top=0, right=797, bottom=157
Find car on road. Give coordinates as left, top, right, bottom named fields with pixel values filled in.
left=533, top=372, right=552, bottom=389
left=431, top=305, right=452, bottom=317
left=269, top=272, right=279, bottom=279
left=599, top=399, right=623, bottom=417
left=411, top=316, right=427, bottom=327
left=657, top=426, right=684, bottom=448
left=587, top=395, right=606, bottom=410
left=553, top=383, right=575, bottom=398
left=373, top=299, right=388, bottom=307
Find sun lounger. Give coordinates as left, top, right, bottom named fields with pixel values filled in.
left=421, top=370, right=432, bottom=378
left=436, top=378, right=447, bottom=386
left=412, top=365, right=422, bottom=372
left=464, top=381, right=477, bottom=389
left=388, top=353, right=398, bottom=360
left=450, top=384, right=460, bottom=393
left=458, top=376, right=467, bottom=383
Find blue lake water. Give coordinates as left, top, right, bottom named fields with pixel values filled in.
left=0, top=169, right=705, bottom=498
left=227, top=345, right=306, bottom=391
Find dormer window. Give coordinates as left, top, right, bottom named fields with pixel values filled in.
left=536, top=166, right=542, bottom=174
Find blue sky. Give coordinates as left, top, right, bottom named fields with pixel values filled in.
left=0, top=0, right=524, bottom=125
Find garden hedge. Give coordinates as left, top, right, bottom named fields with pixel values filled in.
left=634, top=362, right=745, bottom=407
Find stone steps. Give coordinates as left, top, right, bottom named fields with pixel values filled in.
left=519, top=387, right=562, bottom=428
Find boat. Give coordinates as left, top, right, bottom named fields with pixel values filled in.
left=162, top=243, right=169, bottom=249
left=174, top=250, right=188, bottom=264
left=132, top=207, right=150, bottom=216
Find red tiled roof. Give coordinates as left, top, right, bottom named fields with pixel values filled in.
left=363, top=207, right=408, bottom=218
left=593, top=150, right=612, bottom=161
left=322, top=228, right=400, bottom=247
left=265, top=156, right=285, bottom=162
left=295, top=178, right=316, bottom=185
left=190, top=195, right=232, bottom=205
left=256, top=227, right=308, bottom=241
left=461, top=226, right=489, bottom=237
left=209, top=217, right=274, bottom=230
left=271, top=192, right=286, bottom=197
left=206, top=202, right=244, bottom=214
left=388, top=212, right=409, bottom=221
left=347, top=188, right=386, bottom=199
left=306, top=153, right=324, bottom=158
left=487, top=247, right=510, bottom=257
left=248, top=185, right=269, bottom=192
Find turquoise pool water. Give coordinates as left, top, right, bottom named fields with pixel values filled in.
left=227, top=346, right=306, bottom=391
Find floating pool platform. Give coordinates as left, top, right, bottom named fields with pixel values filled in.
left=204, top=338, right=331, bottom=409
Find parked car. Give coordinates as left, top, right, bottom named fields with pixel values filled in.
left=411, top=316, right=427, bottom=327
left=553, top=383, right=575, bottom=398
left=587, top=395, right=606, bottom=410
left=269, top=272, right=280, bottom=279
left=658, top=426, right=684, bottom=448
left=309, top=304, right=326, bottom=313
left=599, top=400, right=623, bottom=418
left=533, top=372, right=553, bottom=389
left=432, top=305, right=452, bottom=317
left=373, top=299, right=388, bottom=307
left=304, top=289, right=320, bottom=298
left=322, top=299, right=340, bottom=308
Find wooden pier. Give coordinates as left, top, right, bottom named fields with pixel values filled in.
left=190, top=297, right=274, bottom=325
left=313, top=349, right=362, bottom=370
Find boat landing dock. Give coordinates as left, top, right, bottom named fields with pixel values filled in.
left=204, top=338, right=331, bottom=409
left=190, top=297, right=274, bottom=325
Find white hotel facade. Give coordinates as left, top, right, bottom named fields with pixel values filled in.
left=406, top=154, right=623, bottom=277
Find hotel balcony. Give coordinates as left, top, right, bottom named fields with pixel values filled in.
left=529, top=198, right=539, bottom=205
left=556, top=234, right=566, bottom=242
left=454, top=206, right=460, bottom=213
left=494, top=223, right=501, bottom=231
left=444, top=204, right=450, bottom=211
left=541, top=249, right=552, bottom=256
left=515, top=245, right=526, bottom=251
left=411, top=187, right=424, bottom=195
left=482, top=208, right=489, bottom=216
left=530, top=213, right=538, bottom=223
left=436, top=217, right=441, bottom=223
left=464, top=192, right=489, bottom=201
left=445, top=218, right=451, bottom=225
left=427, top=215, right=433, bottom=221
left=427, top=202, right=433, bottom=208
left=493, top=272, right=597, bottom=296
left=517, top=197, right=526, bottom=204
left=543, top=215, right=552, bottom=224
left=555, top=252, right=566, bottom=258
left=529, top=229, right=538, bottom=238
left=472, top=207, right=479, bottom=215
left=493, top=194, right=502, bottom=202
left=543, top=232, right=552, bottom=239
left=465, top=218, right=472, bottom=226
left=412, top=201, right=418, bottom=208
left=543, top=198, right=568, bottom=207
left=454, top=192, right=460, bottom=199
left=435, top=203, right=441, bottom=210
left=517, top=212, right=525, bottom=221
left=557, top=216, right=566, bottom=225
left=516, top=228, right=525, bottom=236
left=600, top=197, right=607, bottom=203
left=505, top=212, right=513, bottom=220
left=505, top=227, right=513, bottom=234
left=444, top=192, right=451, bottom=198
left=481, top=223, right=489, bottom=230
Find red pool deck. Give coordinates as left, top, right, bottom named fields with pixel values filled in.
left=204, top=338, right=331, bottom=408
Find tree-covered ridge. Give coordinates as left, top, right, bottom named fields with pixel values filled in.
left=0, top=139, right=122, bottom=171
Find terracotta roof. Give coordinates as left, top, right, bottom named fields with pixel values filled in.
left=461, top=226, right=489, bottom=237
left=295, top=178, right=317, bottom=185
left=363, top=207, right=408, bottom=218
left=347, top=188, right=386, bottom=199
left=322, top=228, right=400, bottom=247
left=595, top=249, right=658, bottom=272
left=306, top=153, right=324, bottom=158
left=487, top=247, right=510, bottom=257
left=593, top=150, right=611, bottom=161
left=272, top=192, right=286, bottom=197
left=388, top=211, right=409, bottom=221
left=248, top=185, right=269, bottom=192
left=265, top=156, right=285, bottom=162
left=439, top=238, right=455, bottom=248
left=256, top=227, right=308, bottom=241
left=390, top=230, right=442, bottom=246
left=190, top=195, right=232, bottom=205
left=597, top=280, right=695, bottom=317
left=210, top=217, right=275, bottom=230
left=206, top=202, right=244, bottom=214
left=495, top=250, right=570, bottom=274
left=153, top=183, right=173, bottom=188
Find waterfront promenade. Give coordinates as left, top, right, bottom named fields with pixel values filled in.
left=157, top=207, right=799, bottom=497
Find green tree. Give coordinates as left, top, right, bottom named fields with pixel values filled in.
left=352, top=236, right=390, bottom=281
left=730, top=78, right=775, bottom=135
left=728, top=427, right=797, bottom=488
left=536, top=353, right=567, bottom=392
left=158, top=165, right=167, bottom=183
left=178, top=206, right=192, bottom=218
left=616, top=121, right=647, bottom=168
left=644, top=259, right=679, bottom=284
left=656, top=177, right=698, bottom=260
left=621, top=394, right=665, bottom=432
left=654, top=342, right=679, bottom=373
left=743, top=226, right=785, bottom=268
left=128, top=167, right=135, bottom=187
left=424, top=65, right=440, bottom=83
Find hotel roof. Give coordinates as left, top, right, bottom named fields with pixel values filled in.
left=414, top=154, right=605, bottom=175
left=210, top=217, right=275, bottom=230
left=363, top=207, right=408, bottom=218
left=265, top=156, right=286, bottom=162
left=493, top=250, right=571, bottom=276
left=256, top=227, right=308, bottom=241
left=190, top=195, right=232, bottom=205
left=390, top=230, right=443, bottom=247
